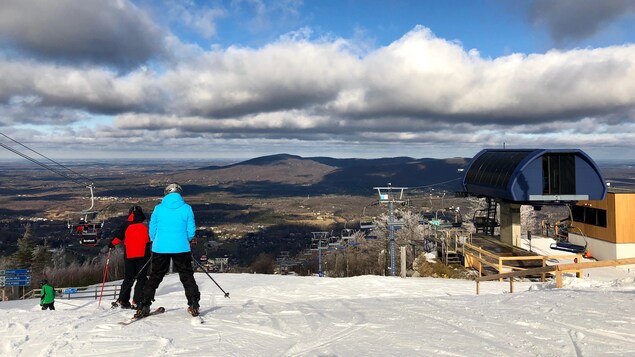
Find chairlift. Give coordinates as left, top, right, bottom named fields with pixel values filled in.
left=0, top=131, right=104, bottom=247
left=68, top=218, right=103, bottom=247
left=78, top=234, right=99, bottom=247
left=326, top=234, right=337, bottom=244
left=310, top=232, right=330, bottom=250
left=549, top=207, right=588, bottom=254
left=549, top=241, right=587, bottom=254
left=365, top=228, right=378, bottom=240
left=359, top=218, right=376, bottom=230
left=67, top=184, right=103, bottom=246
left=341, top=228, right=354, bottom=239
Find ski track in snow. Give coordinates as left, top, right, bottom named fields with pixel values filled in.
left=1, top=263, right=635, bottom=356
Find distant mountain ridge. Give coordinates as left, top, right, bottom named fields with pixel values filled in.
left=189, top=153, right=469, bottom=196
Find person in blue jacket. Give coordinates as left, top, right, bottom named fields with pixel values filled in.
left=135, top=183, right=201, bottom=318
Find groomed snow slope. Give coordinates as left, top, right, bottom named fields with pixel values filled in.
left=1, top=238, right=634, bottom=356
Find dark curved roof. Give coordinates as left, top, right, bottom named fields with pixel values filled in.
left=463, top=149, right=606, bottom=203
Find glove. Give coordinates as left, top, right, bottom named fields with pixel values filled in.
left=108, top=242, right=115, bottom=249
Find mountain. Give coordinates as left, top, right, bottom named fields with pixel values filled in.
left=187, top=154, right=469, bottom=196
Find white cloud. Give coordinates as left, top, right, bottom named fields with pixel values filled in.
left=2, top=22, right=635, bottom=159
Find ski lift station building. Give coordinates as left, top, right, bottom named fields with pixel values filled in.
left=463, top=148, right=606, bottom=204
left=569, top=191, right=635, bottom=260
left=462, top=149, right=608, bottom=249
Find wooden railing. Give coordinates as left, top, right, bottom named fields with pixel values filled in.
left=475, top=257, right=635, bottom=294
left=463, top=242, right=582, bottom=281
left=20, top=283, right=121, bottom=301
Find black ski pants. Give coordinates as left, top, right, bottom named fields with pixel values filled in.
left=118, top=255, right=150, bottom=305
left=41, top=302, right=55, bottom=310
left=140, top=252, right=200, bottom=307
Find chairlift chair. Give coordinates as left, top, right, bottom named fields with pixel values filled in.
left=341, top=228, right=354, bottom=239
left=359, top=218, right=376, bottom=230
left=549, top=240, right=587, bottom=254
left=69, top=218, right=103, bottom=246
left=328, top=235, right=339, bottom=246
left=78, top=233, right=99, bottom=247
left=365, top=228, right=378, bottom=240
left=67, top=184, right=103, bottom=246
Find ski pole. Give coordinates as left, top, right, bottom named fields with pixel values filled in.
left=191, top=253, right=230, bottom=298
left=98, top=248, right=112, bottom=307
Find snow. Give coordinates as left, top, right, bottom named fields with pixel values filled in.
left=2, top=237, right=635, bottom=356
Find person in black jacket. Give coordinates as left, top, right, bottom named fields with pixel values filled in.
left=109, top=205, right=151, bottom=308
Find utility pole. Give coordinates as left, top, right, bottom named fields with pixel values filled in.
left=373, top=183, right=408, bottom=277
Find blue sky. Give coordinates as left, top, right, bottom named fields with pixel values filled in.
left=1, top=0, right=635, bottom=161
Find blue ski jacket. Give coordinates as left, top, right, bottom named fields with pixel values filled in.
left=149, top=192, right=196, bottom=254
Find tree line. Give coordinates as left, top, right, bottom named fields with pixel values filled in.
left=0, top=224, right=125, bottom=300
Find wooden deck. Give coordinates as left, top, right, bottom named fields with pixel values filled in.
left=462, top=234, right=583, bottom=279
left=468, top=235, right=544, bottom=270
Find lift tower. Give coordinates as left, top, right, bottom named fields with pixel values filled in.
left=374, top=183, right=408, bottom=277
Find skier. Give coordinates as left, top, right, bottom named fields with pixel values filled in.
left=135, top=183, right=201, bottom=318
left=109, top=205, right=151, bottom=308
left=40, top=279, right=55, bottom=310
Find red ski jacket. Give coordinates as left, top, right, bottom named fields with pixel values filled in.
left=110, top=210, right=151, bottom=259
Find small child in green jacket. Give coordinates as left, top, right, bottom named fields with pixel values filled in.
left=40, top=279, right=55, bottom=310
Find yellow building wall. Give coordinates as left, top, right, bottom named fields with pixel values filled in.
left=614, top=193, right=635, bottom=244
left=575, top=192, right=635, bottom=244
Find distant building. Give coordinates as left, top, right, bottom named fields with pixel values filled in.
left=569, top=191, right=635, bottom=260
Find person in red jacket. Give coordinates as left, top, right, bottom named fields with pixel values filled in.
left=109, top=205, right=151, bottom=308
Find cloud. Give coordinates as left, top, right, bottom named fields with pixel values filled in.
left=0, top=95, right=89, bottom=125
left=528, top=0, right=635, bottom=45
left=2, top=24, right=635, bottom=159
left=0, top=0, right=165, bottom=69
left=4, top=25, right=635, bottom=126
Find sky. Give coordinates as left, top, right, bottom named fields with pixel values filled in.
left=1, top=0, right=635, bottom=161
left=1, top=238, right=635, bottom=356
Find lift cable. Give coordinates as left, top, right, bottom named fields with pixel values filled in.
left=0, top=131, right=105, bottom=246
left=0, top=131, right=94, bottom=188
left=408, top=177, right=462, bottom=191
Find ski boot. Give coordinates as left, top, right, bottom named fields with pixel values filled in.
left=119, top=300, right=133, bottom=309
left=187, top=302, right=200, bottom=317
left=112, top=299, right=133, bottom=309
left=134, top=303, right=150, bottom=318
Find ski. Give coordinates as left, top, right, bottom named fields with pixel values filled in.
left=118, top=307, right=166, bottom=326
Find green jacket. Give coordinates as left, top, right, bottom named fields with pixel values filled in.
left=40, top=284, right=55, bottom=304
